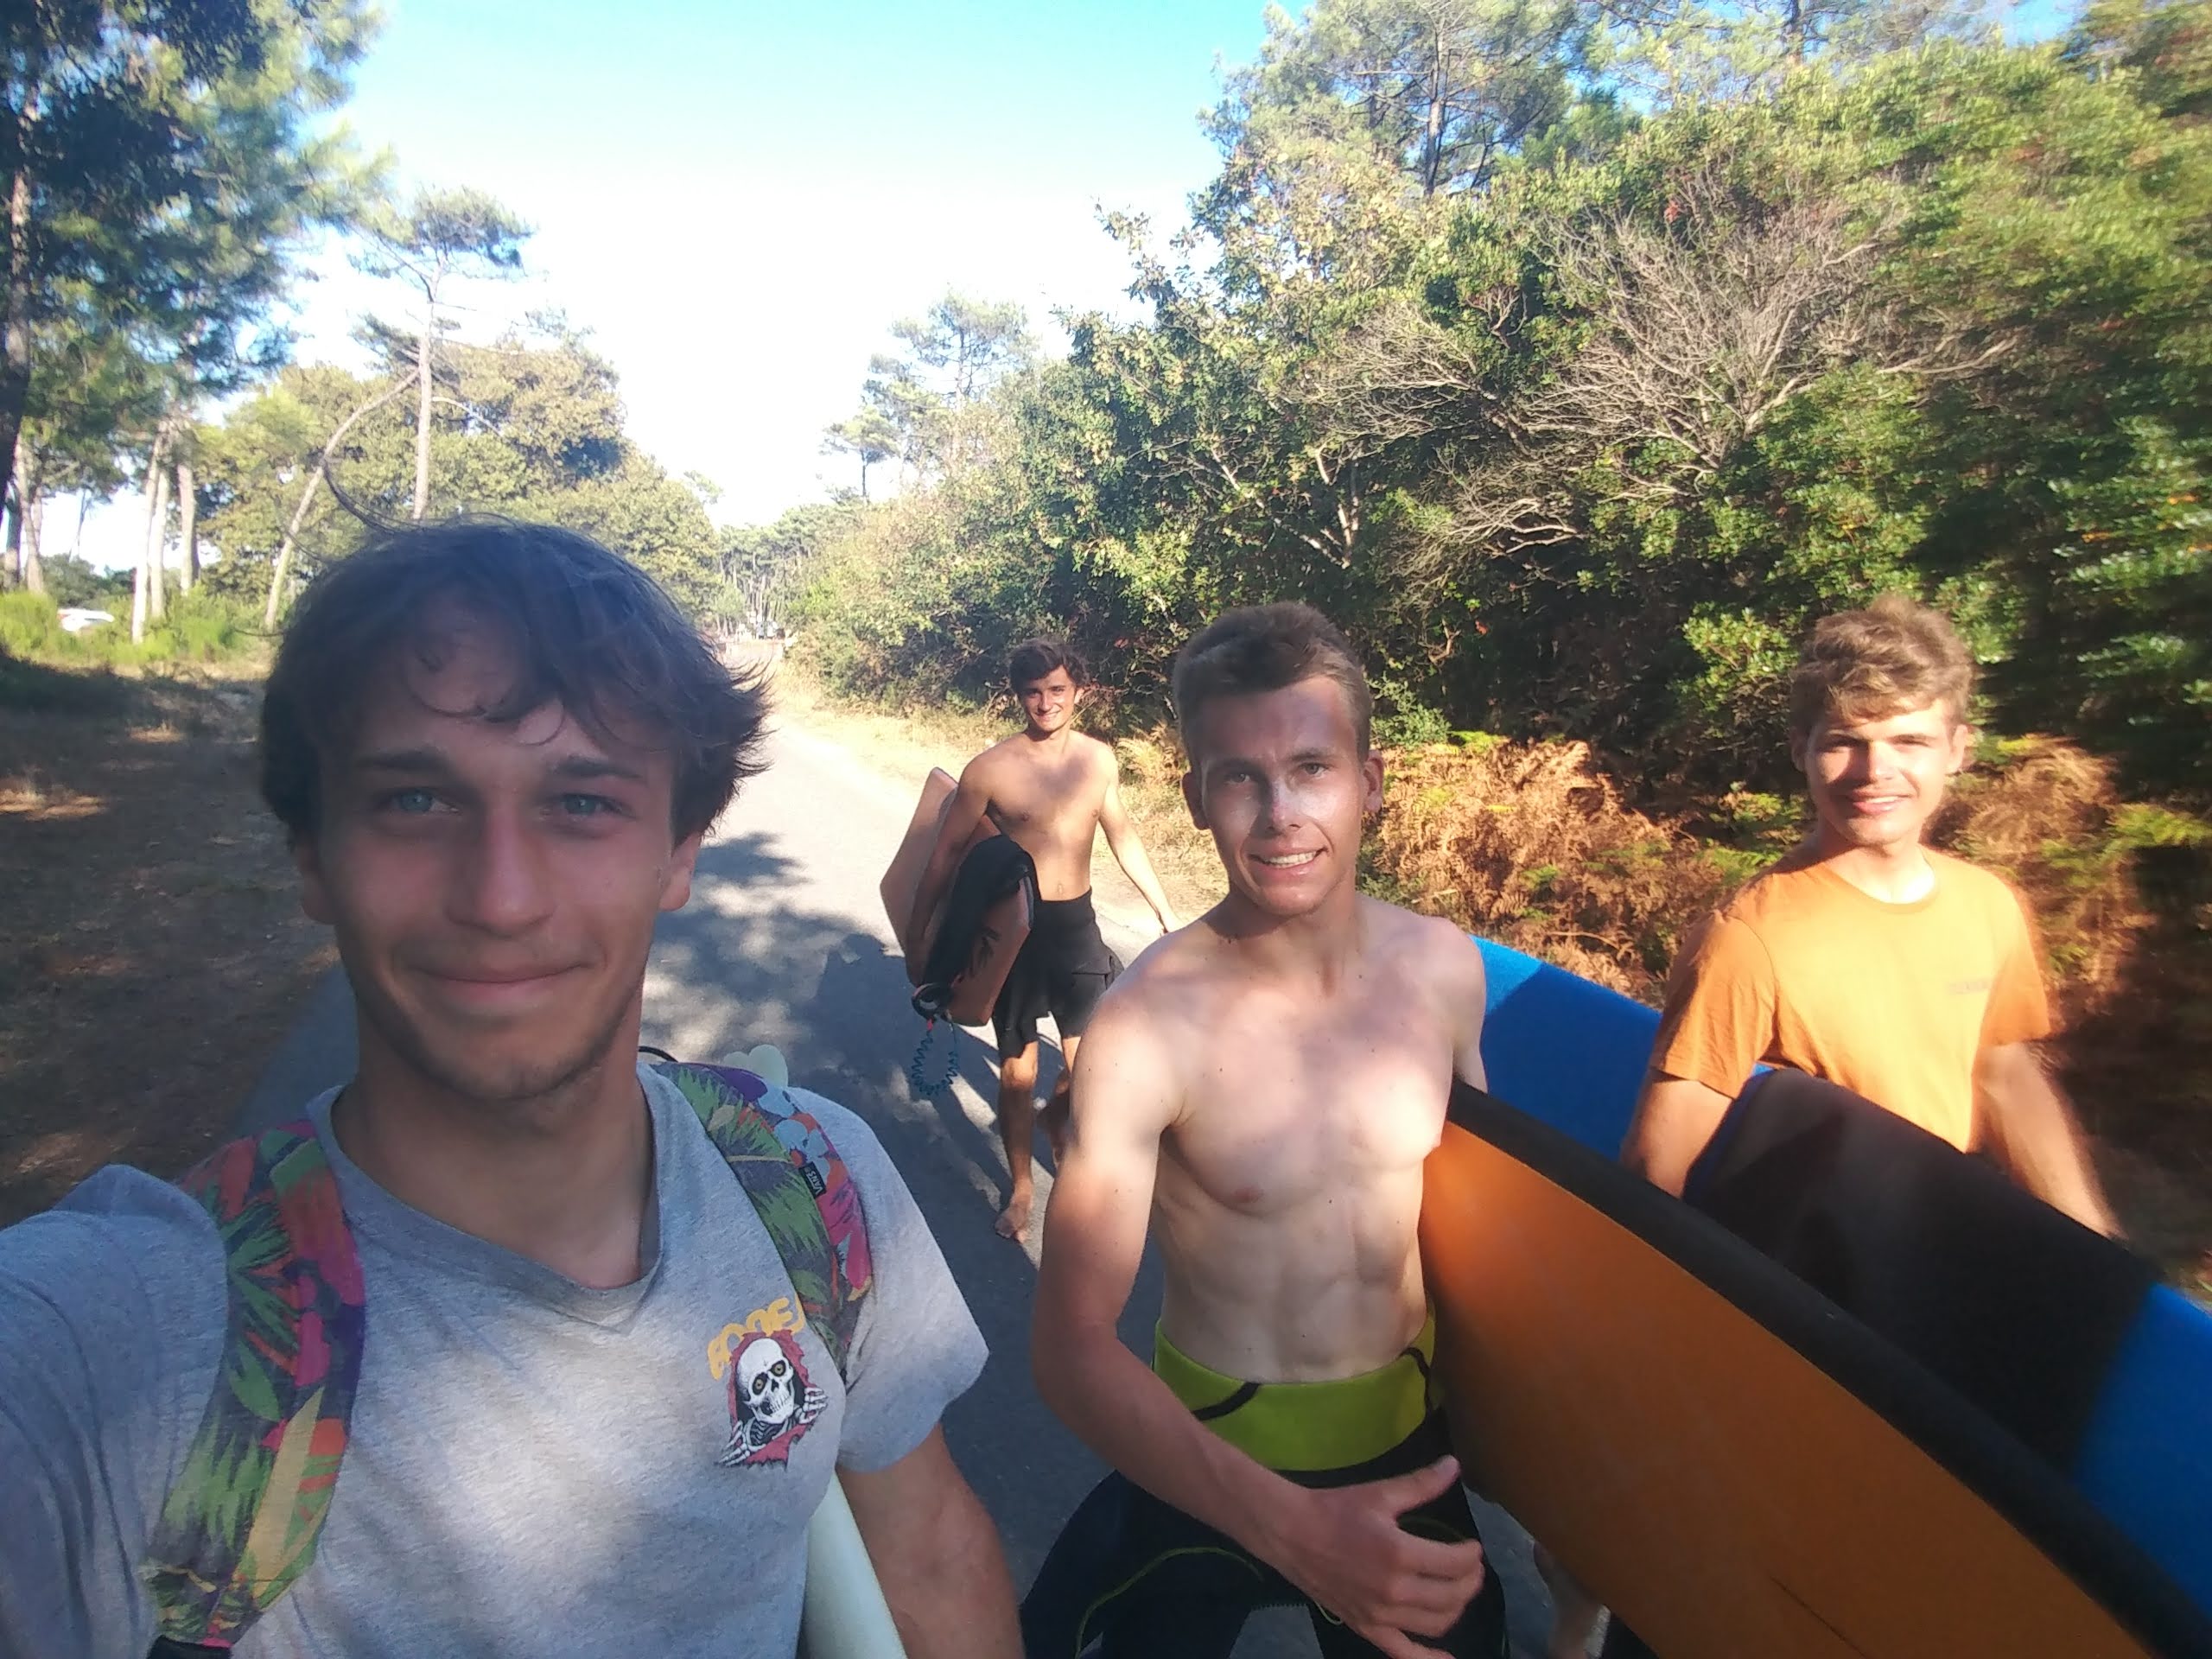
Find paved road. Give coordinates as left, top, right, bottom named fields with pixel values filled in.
left=240, top=717, right=1558, bottom=1657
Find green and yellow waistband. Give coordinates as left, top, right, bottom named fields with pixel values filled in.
left=1153, top=1313, right=1440, bottom=1474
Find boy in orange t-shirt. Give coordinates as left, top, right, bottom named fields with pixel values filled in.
left=1622, top=595, right=2117, bottom=1232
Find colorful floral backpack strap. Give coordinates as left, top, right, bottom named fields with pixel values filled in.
left=657, top=1057, right=874, bottom=1379
left=145, top=1121, right=366, bottom=1655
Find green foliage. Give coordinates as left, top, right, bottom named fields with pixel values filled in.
left=37, top=554, right=133, bottom=611
left=0, top=588, right=251, bottom=667
left=2, top=0, right=379, bottom=510
left=0, top=593, right=65, bottom=658
left=192, top=320, right=717, bottom=617
left=789, top=3, right=2212, bottom=808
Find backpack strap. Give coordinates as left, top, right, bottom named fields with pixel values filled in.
left=655, top=1060, right=874, bottom=1380
left=146, top=1121, right=366, bottom=1654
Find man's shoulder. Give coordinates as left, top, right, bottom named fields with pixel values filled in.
left=1091, top=922, right=1217, bottom=1033
left=8, top=1163, right=225, bottom=1265
left=961, top=732, right=1037, bottom=780
left=1, top=1165, right=229, bottom=1403
left=1362, top=893, right=1473, bottom=948
left=1707, top=854, right=1851, bottom=938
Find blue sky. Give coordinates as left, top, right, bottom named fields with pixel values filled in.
left=321, top=0, right=1274, bottom=524
left=73, top=0, right=2076, bottom=565
left=73, top=0, right=1269, bottom=564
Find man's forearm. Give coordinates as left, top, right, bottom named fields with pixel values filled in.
left=872, top=1476, right=1020, bottom=1659
left=1105, top=829, right=1178, bottom=926
left=1983, top=1060, right=2120, bottom=1236
left=1038, top=1326, right=1297, bottom=1560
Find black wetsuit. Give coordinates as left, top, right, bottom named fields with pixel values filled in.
left=1021, top=1320, right=1510, bottom=1659
left=1020, top=1412, right=1508, bottom=1659
left=991, top=889, right=1120, bottom=1056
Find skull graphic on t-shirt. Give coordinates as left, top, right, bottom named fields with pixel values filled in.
left=719, top=1330, right=825, bottom=1466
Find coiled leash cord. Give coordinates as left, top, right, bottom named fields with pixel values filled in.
left=906, top=1018, right=960, bottom=1096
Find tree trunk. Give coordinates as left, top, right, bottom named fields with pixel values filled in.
left=0, top=158, right=34, bottom=529
left=12, top=437, right=42, bottom=594
left=3, top=486, right=18, bottom=592
left=411, top=308, right=435, bottom=519
left=21, top=482, right=42, bottom=595
left=268, top=378, right=410, bottom=628
left=134, top=425, right=173, bottom=641
left=145, top=441, right=173, bottom=626
left=176, top=460, right=198, bottom=590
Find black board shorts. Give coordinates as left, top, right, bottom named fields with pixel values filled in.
left=991, top=890, right=1121, bottom=1056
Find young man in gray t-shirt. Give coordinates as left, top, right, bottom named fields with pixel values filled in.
left=0, top=521, right=1019, bottom=1658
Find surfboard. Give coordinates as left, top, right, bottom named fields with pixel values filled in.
left=878, top=768, right=1032, bottom=1027
left=1434, top=937, right=2212, bottom=1653
left=801, top=1476, right=907, bottom=1659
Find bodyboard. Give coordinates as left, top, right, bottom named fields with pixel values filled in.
left=878, top=768, right=1033, bottom=1027
left=880, top=768, right=960, bottom=960
left=1467, top=932, right=2212, bottom=1617
left=1421, top=1079, right=2212, bottom=1659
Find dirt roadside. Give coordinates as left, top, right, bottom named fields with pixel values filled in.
left=0, top=659, right=334, bottom=1226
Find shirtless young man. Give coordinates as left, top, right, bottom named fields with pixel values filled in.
left=906, top=638, right=1180, bottom=1238
left=1023, top=603, right=1507, bottom=1659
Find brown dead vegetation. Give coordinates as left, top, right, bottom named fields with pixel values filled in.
left=0, top=658, right=335, bottom=1226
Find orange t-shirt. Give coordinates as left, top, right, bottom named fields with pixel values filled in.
left=1649, top=850, right=2052, bottom=1150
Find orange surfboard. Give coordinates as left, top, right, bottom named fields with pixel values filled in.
left=1421, top=1083, right=2210, bottom=1659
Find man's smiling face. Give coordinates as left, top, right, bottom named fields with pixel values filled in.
left=1794, top=698, right=1970, bottom=858
left=297, top=613, right=702, bottom=1107
left=1017, top=668, right=1079, bottom=736
left=1183, top=675, right=1383, bottom=920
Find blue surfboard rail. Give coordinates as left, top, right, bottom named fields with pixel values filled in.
left=1467, top=934, right=2212, bottom=1622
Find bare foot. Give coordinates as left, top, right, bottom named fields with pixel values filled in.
left=995, top=1191, right=1033, bottom=1240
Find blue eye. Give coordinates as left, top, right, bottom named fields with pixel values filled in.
left=385, top=788, right=438, bottom=815
left=560, top=793, right=618, bottom=817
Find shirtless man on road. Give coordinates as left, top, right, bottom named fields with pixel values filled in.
left=907, top=638, right=1179, bottom=1239
left=1023, top=604, right=1507, bottom=1659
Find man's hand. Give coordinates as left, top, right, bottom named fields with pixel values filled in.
left=1262, top=1457, right=1489, bottom=1659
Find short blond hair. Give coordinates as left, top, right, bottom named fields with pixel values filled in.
left=1789, top=594, right=1974, bottom=736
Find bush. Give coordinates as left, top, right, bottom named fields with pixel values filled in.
left=0, top=588, right=256, bottom=670
left=0, top=591, right=68, bottom=657
left=1368, top=738, right=1748, bottom=995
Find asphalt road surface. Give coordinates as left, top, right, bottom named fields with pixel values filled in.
left=239, top=716, right=1561, bottom=1657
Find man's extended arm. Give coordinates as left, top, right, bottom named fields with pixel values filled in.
left=1622, top=913, right=1767, bottom=1193
left=1096, top=772, right=1179, bottom=931
left=1033, top=988, right=1484, bottom=1659
left=842, top=1426, right=1020, bottom=1659
left=1620, top=1075, right=1736, bottom=1197
left=906, top=762, right=993, bottom=959
left=1974, top=1042, right=2121, bottom=1236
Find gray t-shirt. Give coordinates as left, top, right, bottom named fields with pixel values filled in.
left=0, top=1065, right=987, bottom=1657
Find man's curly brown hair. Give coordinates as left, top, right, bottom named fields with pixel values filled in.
left=1789, top=594, right=1976, bottom=738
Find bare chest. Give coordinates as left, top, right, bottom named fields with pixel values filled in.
left=1162, top=988, right=1453, bottom=1219
left=986, top=756, right=1103, bottom=842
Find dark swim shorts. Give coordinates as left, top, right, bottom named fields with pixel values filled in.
left=991, top=889, right=1121, bottom=1057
